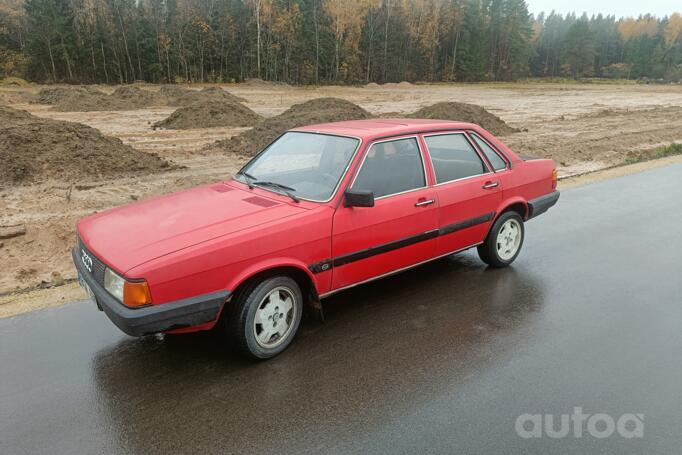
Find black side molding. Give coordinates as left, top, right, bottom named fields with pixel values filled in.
left=308, top=212, right=495, bottom=274
left=527, top=191, right=560, bottom=220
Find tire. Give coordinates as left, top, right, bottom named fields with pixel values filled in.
left=477, top=211, right=525, bottom=268
left=227, top=276, right=303, bottom=359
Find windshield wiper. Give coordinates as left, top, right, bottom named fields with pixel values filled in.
left=236, top=170, right=257, bottom=189
left=252, top=181, right=300, bottom=203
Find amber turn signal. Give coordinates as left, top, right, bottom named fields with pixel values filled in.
left=123, top=281, right=152, bottom=307
left=551, top=168, right=558, bottom=189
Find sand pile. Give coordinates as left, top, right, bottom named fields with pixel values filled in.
left=212, top=97, right=372, bottom=156
left=409, top=102, right=518, bottom=136
left=0, top=107, right=173, bottom=186
left=154, top=99, right=262, bottom=129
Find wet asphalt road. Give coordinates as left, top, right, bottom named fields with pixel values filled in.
left=2, top=163, right=682, bottom=454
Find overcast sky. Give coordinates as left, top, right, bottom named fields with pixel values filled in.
left=526, top=0, right=679, bottom=19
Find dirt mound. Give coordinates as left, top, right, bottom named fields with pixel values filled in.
left=50, top=90, right=117, bottom=112
left=33, top=85, right=245, bottom=111
left=398, top=81, right=413, bottom=87
left=212, top=97, right=372, bottom=156
left=33, top=86, right=104, bottom=105
left=171, top=87, right=245, bottom=106
left=158, top=85, right=193, bottom=101
left=111, top=85, right=158, bottom=103
left=409, top=102, right=519, bottom=136
left=154, top=100, right=262, bottom=129
left=365, top=82, right=380, bottom=88
left=0, top=106, right=35, bottom=123
left=37, top=85, right=167, bottom=111
left=0, top=106, right=173, bottom=186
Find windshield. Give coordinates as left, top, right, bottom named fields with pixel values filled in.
left=235, top=132, right=360, bottom=201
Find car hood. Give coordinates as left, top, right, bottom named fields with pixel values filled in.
left=77, top=182, right=306, bottom=273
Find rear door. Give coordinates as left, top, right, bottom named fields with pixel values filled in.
left=422, top=132, right=503, bottom=256
left=330, top=136, right=439, bottom=290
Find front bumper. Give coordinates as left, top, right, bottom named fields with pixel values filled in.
left=527, top=191, right=560, bottom=220
left=72, top=247, right=229, bottom=336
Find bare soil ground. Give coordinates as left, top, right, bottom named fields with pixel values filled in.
left=1, top=81, right=682, bottom=311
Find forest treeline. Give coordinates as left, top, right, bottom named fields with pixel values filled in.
left=0, top=0, right=681, bottom=85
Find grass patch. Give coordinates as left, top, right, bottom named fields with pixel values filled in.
left=0, top=77, right=29, bottom=86
left=623, top=143, right=682, bottom=165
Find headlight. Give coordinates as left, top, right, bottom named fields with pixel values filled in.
left=104, top=268, right=125, bottom=302
left=104, top=268, right=152, bottom=307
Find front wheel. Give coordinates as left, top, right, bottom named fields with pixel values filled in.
left=477, top=211, right=525, bottom=268
left=227, top=276, right=303, bottom=359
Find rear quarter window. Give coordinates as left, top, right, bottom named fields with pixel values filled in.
left=470, top=132, right=508, bottom=171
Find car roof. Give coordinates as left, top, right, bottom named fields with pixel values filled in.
left=292, top=118, right=481, bottom=140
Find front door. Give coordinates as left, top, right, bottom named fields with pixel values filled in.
left=422, top=132, right=503, bottom=255
left=331, top=136, right=439, bottom=290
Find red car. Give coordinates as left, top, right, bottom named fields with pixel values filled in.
left=74, top=119, right=559, bottom=358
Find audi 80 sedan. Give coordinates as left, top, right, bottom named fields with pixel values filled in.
left=73, top=119, right=559, bottom=359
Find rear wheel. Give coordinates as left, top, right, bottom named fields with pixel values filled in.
left=228, top=276, right=303, bottom=359
left=477, top=211, right=525, bottom=268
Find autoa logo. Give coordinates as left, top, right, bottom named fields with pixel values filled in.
left=515, top=407, right=644, bottom=439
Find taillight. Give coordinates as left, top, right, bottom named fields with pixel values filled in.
left=551, top=168, right=558, bottom=189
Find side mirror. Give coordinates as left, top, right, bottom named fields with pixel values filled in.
left=344, top=189, right=374, bottom=208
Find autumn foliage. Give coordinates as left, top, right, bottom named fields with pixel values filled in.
left=0, top=1, right=681, bottom=84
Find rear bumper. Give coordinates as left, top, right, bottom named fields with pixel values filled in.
left=72, top=248, right=229, bottom=337
left=527, top=191, right=560, bottom=220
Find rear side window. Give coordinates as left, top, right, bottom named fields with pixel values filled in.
left=352, top=137, right=425, bottom=198
left=424, top=133, right=487, bottom=184
left=470, top=133, right=507, bottom=171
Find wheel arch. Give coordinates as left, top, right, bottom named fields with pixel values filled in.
left=495, top=198, right=529, bottom=221
left=225, top=259, right=320, bottom=306
left=484, top=198, right=528, bottom=239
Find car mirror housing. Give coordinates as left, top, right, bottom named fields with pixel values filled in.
left=344, top=189, right=375, bottom=208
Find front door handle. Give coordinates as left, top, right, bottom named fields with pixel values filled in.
left=482, top=181, right=499, bottom=189
left=415, top=198, right=435, bottom=207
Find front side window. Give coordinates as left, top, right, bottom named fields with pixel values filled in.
left=236, top=132, right=359, bottom=201
left=470, top=132, right=508, bottom=171
left=352, top=137, right=425, bottom=198
left=424, top=133, right=487, bottom=184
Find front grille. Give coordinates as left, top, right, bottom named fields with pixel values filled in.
left=77, top=237, right=107, bottom=286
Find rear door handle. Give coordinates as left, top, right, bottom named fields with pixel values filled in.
left=482, top=181, right=499, bottom=189
left=415, top=199, right=435, bottom=207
